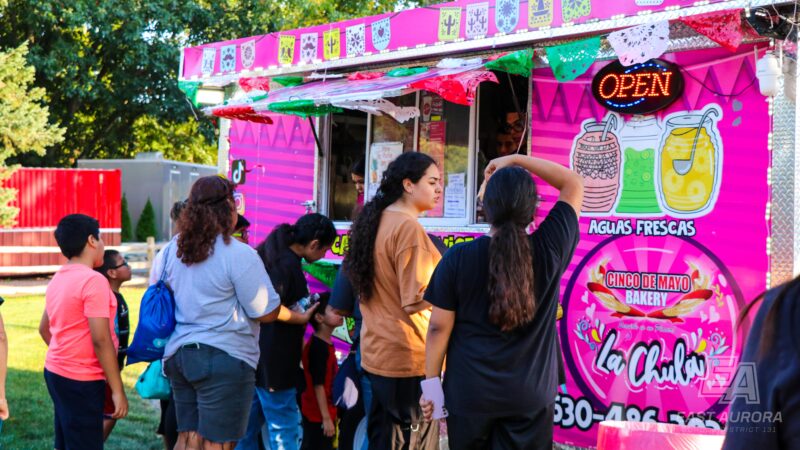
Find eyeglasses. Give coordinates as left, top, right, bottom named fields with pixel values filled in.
left=111, top=261, right=128, bottom=269
left=502, top=119, right=526, bottom=134
left=233, top=229, right=250, bottom=239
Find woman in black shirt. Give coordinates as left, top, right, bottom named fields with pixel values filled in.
left=421, top=154, right=583, bottom=449
left=240, top=213, right=337, bottom=450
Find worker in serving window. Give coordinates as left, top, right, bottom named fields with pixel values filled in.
left=350, top=158, right=366, bottom=219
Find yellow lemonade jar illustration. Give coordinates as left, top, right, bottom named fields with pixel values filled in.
left=658, top=105, right=723, bottom=216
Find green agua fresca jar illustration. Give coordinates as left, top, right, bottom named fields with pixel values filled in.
left=617, top=116, right=662, bottom=214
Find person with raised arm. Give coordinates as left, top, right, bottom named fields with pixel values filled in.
left=421, top=154, right=583, bottom=449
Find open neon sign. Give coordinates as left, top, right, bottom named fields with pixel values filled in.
left=592, top=59, right=684, bottom=114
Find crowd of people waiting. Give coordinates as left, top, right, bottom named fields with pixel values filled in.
left=2, top=152, right=794, bottom=450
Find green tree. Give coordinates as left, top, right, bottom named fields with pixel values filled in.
left=0, top=1, right=214, bottom=167
left=135, top=198, right=157, bottom=242
left=0, top=42, right=64, bottom=227
left=121, top=193, right=133, bottom=242
left=132, top=116, right=217, bottom=165
left=0, top=0, right=417, bottom=168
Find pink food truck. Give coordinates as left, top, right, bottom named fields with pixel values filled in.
left=180, top=1, right=800, bottom=448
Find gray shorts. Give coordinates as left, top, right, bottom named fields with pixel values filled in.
left=164, top=343, right=255, bottom=443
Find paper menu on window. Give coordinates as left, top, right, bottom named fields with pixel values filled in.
left=448, top=173, right=465, bottom=188
left=420, top=121, right=447, bottom=217
left=367, top=141, right=404, bottom=201
left=444, top=172, right=466, bottom=218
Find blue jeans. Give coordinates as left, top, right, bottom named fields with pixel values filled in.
left=235, top=388, right=270, bottom=450
left=236, top=387, right=301, bottom=450
left=356, top=348, right=371, bottom=450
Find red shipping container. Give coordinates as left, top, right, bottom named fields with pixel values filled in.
left=2, top=168, right=121, bottom=229
left=0, top=168, right=121, bottom=275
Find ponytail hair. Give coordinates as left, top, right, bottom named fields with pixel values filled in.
left=344, top=152, right=436, bottom=300
left=256, top=213, right=336, bottom=272
left=483, top=167, right=538, bottom=332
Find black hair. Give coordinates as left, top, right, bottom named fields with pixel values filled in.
left=483, top=167, right=538, bottom=332
left=255, top=213, right=337, bottom=272
left=170, top=200, right=187, bottom=221
left=495, top=123, right=512, bottom=135
left=95, top=249, right=122, bottom=278
left=54, top=214, right=100, bottom=259
left=343, top=151, right=437, bottom=300
left=235, top=214, right=250, bottom=231
left=350, top=158, right=366, bottom=177
left=309, top=292, right=332, bottom=332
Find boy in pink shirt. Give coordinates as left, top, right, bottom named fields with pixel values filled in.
left=38, top=214, right=128, bottom=450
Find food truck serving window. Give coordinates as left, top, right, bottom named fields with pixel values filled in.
left=325, top=110, right=368, bottom=221
left=322, top=70, right=529, bottom=226
left=418, top=93, right=470, bottom=222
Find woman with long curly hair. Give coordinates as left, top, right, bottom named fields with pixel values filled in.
left=420, top=154, right=583, bottom=449
left=162, top=176, right=281, bottom=450
left=342, top=151, right=443, bottom=450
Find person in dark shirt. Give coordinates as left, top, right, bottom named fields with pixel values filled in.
left=301, top=293, right=342, bottom=450
left=237, top=213, right=337, bottom=450
left=233, top=214, right=251, bottom=244
left=723, top=276, right=800, bottom=450
left=421, top=154, right=583, bottom=449
left=95, top=249, right=132, bottom=442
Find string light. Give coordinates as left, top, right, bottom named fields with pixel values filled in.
left=765, top=86, right=774, bottom=289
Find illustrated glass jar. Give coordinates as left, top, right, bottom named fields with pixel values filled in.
left=658, top=106, right=721, bottom=215
left=617, top=116, right=661, bottom=214
left=572, top=116, right=621, bottom=213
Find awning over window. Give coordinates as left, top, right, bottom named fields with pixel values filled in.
left=262, top=61, right=485, bottom=106
left=205, top=50, right=535, bottom=123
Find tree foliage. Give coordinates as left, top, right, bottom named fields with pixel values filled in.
left=132, top=116, right=217, bottom=165
left=121, top=193, right=133, bottom=242
left=135, top=197, right=157, bottom=241
left=0, top=42, right=64, bottom=226
left=0, top=0, right=421, bottom=169
left=0, top=42, right=65, bottom=163
left=0, top=1, right=213, bottom=167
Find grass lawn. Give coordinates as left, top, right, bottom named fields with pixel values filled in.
left=1, top=287, right=164, bottom=450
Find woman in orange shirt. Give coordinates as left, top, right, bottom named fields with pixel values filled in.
left=344, top=151, right=442, bottom=450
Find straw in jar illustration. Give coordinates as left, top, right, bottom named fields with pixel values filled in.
left=570, top=114, right=622, bottom=213
left=657, top=105, right=723, bottom=217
